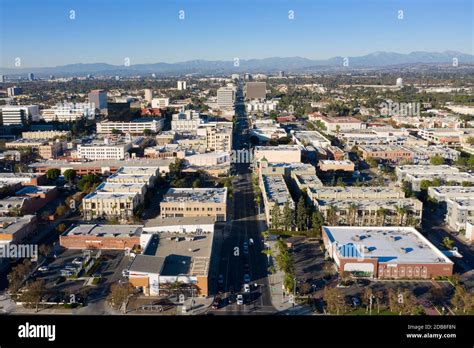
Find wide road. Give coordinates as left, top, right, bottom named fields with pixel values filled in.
left=209, top=82, right=276, bottom=315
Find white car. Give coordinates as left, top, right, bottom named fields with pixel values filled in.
left=236, top=294, right=244, bottom=305
left=243, top=284, right=250, bottom=293
left=38, top=266, right=49, bottom=272
left=249, top=238, right=254, bottom=245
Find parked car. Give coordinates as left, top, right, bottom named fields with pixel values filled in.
left=236, top=294, right=244, bottom=305
left=37, top=266, right=49, bottom=272
left=217, top=274, right=224, bottom=284
left=243, top=284, right=250, bottom=293
left=351, top=297, right=361, bottom=307
left=72, top=257, right=83, bottom=266
left=249, top=238, right=254, bottom=245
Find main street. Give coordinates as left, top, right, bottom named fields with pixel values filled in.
left=209, top=82, right=276, bottom=315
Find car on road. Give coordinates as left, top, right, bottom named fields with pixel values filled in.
left=236, top=294, right=244, bottom=305
left=211, top=296, right=221, bottom=309
left=243, top=242, right=249, bottom=254
left=217, top=274, right=224, bottom=284
left=243, top=284, right=250, bottom=293
left=37, top=266, right=49, bottom=272
left=249, top=238, right=254, bottom=245
left=243, top=274, right=251, bottom=283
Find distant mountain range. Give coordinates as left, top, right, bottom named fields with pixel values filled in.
left=1, top=51, right=473, bottom=77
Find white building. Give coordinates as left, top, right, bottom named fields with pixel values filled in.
left=151, top=98, right=169, bottom=108
left=144, top=89, right=153, bottom=102
left=177, top=81, right=187, bottom=90
left=171, top=110, right=203, bottom=132
left=217, top=86, right=236, bottom=110
left=246, top=100, right=278, bottom=113
left=97, top=119, right=164, bottom=135
left=1, top=105, right=40, bottom=125
left=42, top=102, right=95, bottom=122
left=77, top=140, right=132, bottom=160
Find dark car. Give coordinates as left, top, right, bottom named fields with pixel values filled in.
left=211, top=296, right=221, bottom=309
left=356, top=279, right=371, bottom=287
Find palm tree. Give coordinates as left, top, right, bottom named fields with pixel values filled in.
left=326, top=205, right=338, bottom=225
left=395, top=205, right=408, bottom=226
left=347, top=203, right=358, bottom=226
left=377, top=207, right=388, bottom=226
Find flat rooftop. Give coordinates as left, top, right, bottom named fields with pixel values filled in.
left=316, top=198, right=421, bottom=209
left=429, top=186, right=474, bottom=196
left=84, top=191, right=139, bottom=200
left=15, top=186, right=56, bottom=195
left=262, top=175, right=293, bottom=206
left=255, top=145, right=300, bottom=152
left=96, top=182, right=146, bottom=192
left=294, top=174, right=324, bottom=188
left=319, top=160, right=354, bottom=165
left=162, top=188, right=227, bottom=204
left=447, top=197, right=474, bottom=208
left=145, top=216, right=216, bottom=229
left=323, top=226, right=452, bottom=265
left=0, top=215, right=36, bottom=235
left=396, top=165, right=459, bottom=174
left=143, top=232, right=213, bottom=276
left=64, top=224, right=143, bottom=238
left=129, top=254, right=166, bottom=274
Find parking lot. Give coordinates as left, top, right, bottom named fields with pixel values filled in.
left=32, top=248, right=129, bottom=307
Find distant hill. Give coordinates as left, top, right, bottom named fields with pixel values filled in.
left=1, top=51, right=473, bottom=76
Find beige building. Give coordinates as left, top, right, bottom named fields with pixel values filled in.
left=82, top=191, right=141, bottom=221
left=254, top=145, right=302, bottom=164
left=315, top=197, right=423, bottom=227
left=160, top=188, right=227, bottom=222
left=318, top=160, right=355, bottom=172
left=22, top=130, right=70, bottom=140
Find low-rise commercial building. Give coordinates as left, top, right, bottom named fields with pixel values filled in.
left=160, top=188, right=227, bottom=222
left=82, top=191, right=141, bottom=221
left=0, top=215, right=37, bottom=243
left=254, top=145, right=301, bottom=164
left=60, top=224, right=143, bottom=250
left=96, top=118, right=164, bottom=135
left=311, top=115, right=363, bottom=133
left=359, top=145, right=413, bottom=163
left=318, top=160, right=355, bottom=172
left=291, top=130, right=331, bottom=148
left=395, top=165, right=460, bottom=183
left=322, top=226, right=453, bottom=278
left=77, top=139, right=132, bottom=160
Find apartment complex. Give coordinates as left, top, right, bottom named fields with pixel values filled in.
left=22, top=130, right=70, bottom=140
left=160, top=188, right=227, bottom=222
left=254, top=145, right=302, bottom=164
left=260, top=174, right=294, bottom=226
left=446, top=198, right=474, bottom=232
left=171, top=110, right=203, bottom=132
left=359, top=145, right=413, bottom=163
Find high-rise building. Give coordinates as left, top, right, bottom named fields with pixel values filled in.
left=107, top=101, right=131, bottom=121
left=0, top=105, right=39, bottom=126
left=7, top=86, right=22, bottom=97
left=28, top=73, right=34, bottom=81
left=217, top=86, right=236, bottom=110
left=88, top=89, right=108, bottom=110
left=0, top=75, right=5, bottom=83
left=177, top=80, right=187, bottom=90
left=396, top=77, right=403, bottom=88
left=144, top=89, right=153, bottom=102
left=245, top=82, right=266, bottom=100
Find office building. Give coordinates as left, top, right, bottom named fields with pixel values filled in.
left=88, top=89, right=108, bottom=110
left=245, top=82, right=266, bottom=100
left=97, top=118, right=164, bottom=135
left=217, top=86, right=236, bottom=110
left=160, top=188, right=227, bottom=222
left=77, top=139, right=132, bottom=160
left=177, top=80, right=187, bottom=90
left=151, top=98, right=169, bottom=108
left=7, top=86, right=22, bottom=97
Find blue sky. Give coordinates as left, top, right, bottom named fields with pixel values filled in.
left=0, top=0, right=472, bottom=67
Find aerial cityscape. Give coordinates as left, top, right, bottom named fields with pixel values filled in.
left=0, top=0, right=473, bottom=346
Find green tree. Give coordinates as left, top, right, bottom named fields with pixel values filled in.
left=282, top=200, right=294, bottom=231
left=296, top=196, right=308, bottom=231
left=143, top=129, right=153, bottom=136
left=20, top=279, right=46, bottom=312
left=271, top=203, right=281, bottom=230
left=63, top=169, right=77, bottom=183
left=46, top=168, right=61, bottom=181
left=311, top=210, right=324, bottom=236
left=55, top=204, right=68, bottom=217
left=442, top=237, right=455, bottom=250
left=429, top=155, right=445, bottom=165
left=192, top=178, right=201, bottom=188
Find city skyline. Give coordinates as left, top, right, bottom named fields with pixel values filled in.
left=0, top=0, right=473, bottom=68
